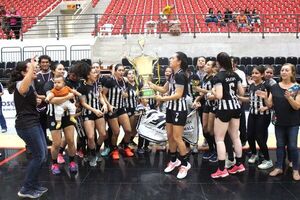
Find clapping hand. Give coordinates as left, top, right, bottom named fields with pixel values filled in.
left=255, top=90, right=268, bottom=99
left=192, top=101, right=201, bottom=109
left=284, top=90, right=293, bottom=100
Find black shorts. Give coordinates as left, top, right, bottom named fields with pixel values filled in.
left=106, top=108, right=127, bottom=119
left=215, top=109, right=241, bottom=123
left=82, top=113, right=103, bottom=121
left=47, top=115, right=76, bottom=131
left=127, top=108, right=136, bottom=117
left=211, top=105, right=217, bottom=114
left=203, top=105, right=214, bottom=114
left=166, top=109, right=187, bottom=126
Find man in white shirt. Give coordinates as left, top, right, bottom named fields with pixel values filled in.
left=231, top=57, right=247, bottom=145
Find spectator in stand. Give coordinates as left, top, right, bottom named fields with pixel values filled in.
left=6, top=7, right=21, bottom=39
left=244, top=8, right=252, bottom=23
left=205, top=8, right=218, bottom=25
left=217, top=11, right=225, bottom=26
left=251, top=9, right=261, bottom=26
left=236, top=10, right=251, bottom=31
left=224, top=8, right=233, bottom=23
left=232, top=7, right=240, bottom=23
left=0, top=5, right=10, bottom=39
left=160, top=4, right=175, bottom=21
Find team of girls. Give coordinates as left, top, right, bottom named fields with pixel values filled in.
left=9, top=54, right=300, bottom=185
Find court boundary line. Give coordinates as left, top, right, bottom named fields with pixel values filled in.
left=0, top=148, right=26, bottom=166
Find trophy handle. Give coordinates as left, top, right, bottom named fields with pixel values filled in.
left=125, top=55, right=136, bottom=68
left=152, top=53, right=159, bottom=67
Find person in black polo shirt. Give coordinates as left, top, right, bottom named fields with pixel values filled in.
left=8, top=59, right=48, bottom=198
left=257, top=63, right=300, bottom=181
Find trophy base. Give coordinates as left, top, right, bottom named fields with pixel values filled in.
left=140, top=88, right=155, bottom=99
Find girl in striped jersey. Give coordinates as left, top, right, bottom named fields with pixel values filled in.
left=194, top=61, right=217, bottom=162
left=125, top=69, right=139, bottom=142
left=102, top=64, right=134, bottom=160
left=210, top=52, right=245, bottom=179
left=238, top=65, right=272, bottom=169
left=44, top=63, right=78, bottom=175
left=149, top=52, right=190, bottom=179
left=77, top=66, right=107, bottom=167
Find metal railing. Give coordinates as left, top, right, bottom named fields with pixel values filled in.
left=0, top=45, right=91, bottom=63
left=0, top=13, right=299, bottom=40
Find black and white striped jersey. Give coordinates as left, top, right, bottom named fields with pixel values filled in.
left=77, top=82, right=101, bottom=116
left=166, top=69, right=188, bottom=112
left=249, top=82, right=270, bottom=115
left=214, top=70, right=241, bottom=111
left=126, top=83, right=138, bottom=109
left=44, top=80, right=57, bottom=117
left=148, top=97, right=157, bottom=109
left=103, top=76, right=128, bottom=109
left=202, top=74, right=215, bottom=107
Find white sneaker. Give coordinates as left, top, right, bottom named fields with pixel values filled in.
left=248, top=154, right=258, bottom=164
left=89, top=156, right=98, bottom=167
left=191, top=145, right=198, bottom=154
left=177, top=162, right=191, bottom=179
left=225, top=159, right=236, bottom=169
left=258, top=160, right=273, bottom=169
left=164, top=159, right=181, bottom=173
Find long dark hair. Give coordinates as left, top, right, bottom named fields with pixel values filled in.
left=49, top=62, right=62, bottom=77
left=175, top=52, right=188, bottom=72
left=217, top=52, right=233, bottom=74
left=7, top=60, right=30, bottom=94
left=70, top=61, right=91, bottom=81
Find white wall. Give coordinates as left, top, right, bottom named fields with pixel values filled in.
left=1, top=33, right=299, bottom=64
left=93, top=33, right=300, bottom=65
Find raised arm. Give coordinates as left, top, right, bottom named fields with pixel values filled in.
left=148, top=81, right=169, bottom=94
left=18, top=59, right=36, bottom=95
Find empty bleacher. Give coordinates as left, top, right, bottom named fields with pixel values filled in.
left=98, top=0, right=300, bottom=34
left=0, top=0, right=61, bottom=39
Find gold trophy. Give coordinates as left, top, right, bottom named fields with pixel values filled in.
left=126, top=38, right=158, bottom=98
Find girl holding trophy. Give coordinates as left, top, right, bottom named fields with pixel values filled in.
left=149, top=52, right=190, bottom=179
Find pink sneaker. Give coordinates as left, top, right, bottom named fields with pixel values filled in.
left=177, top=162, right=191, bottom=179
left=69, top=161, right=78, bottom=173
left=211, top=168, right=229, bottom=179
left=51, top=163, right=61, bottom=175
left=228, top=164, right=245, bottom=174
left=164, top=159, right=181, bottom=173
left=57, top=153, right=65, bottom=164
left=76, top=150, right=84, bottom=158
